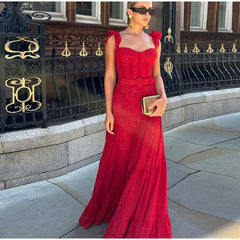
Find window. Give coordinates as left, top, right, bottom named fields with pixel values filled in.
left=21, top=2, right=66, bottom=21
left=76, top=2, right=101, bottom=24
left=218, top=2, right=226, bottom=28
left=21, top=2, right=61, bottom=12
left=190, top=2, right=208, bottom=31
left=109, top=2, right=127, bottom=26
left=76, top=2, right=96, bottom=16
left=110, top=2, right=123, bottom=19
left=218, top=1, right=232, bottom=31
left=191, top=2, right=201, bottom=27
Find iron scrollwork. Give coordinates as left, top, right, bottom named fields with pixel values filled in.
left=62, top=41, right=71, bottom=57
left=96, top=42, right=103, bottom=56
left=164, top=28, right=174, bottom=43
left=192, top=43, right=200, bottom=53
left=5, top=77, right=42, bottom=113
left=0, top=2, right=51, bottom=33
left=183, top=44, right=188, bottom=53
left=232, top=43, right=237, bottom=53
left=219, top=43, right=226, bottom=53
left=206, top=44, right=214, bottom=53
left=79, top=42, right=88, bottom=57
left=5, top=37, right=40, bottom=59
left=176, top=43, right=181, bottom=53
left=164, top=57, right=173, bottom=78
left=30, top=11, right=51, bottom=21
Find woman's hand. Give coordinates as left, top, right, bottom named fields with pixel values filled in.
left=148, top=95, right=168, bottom=117
left=105, top=112, right=115, bottom=135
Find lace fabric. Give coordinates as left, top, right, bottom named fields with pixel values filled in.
left=79, top=29, right=172, bottom=238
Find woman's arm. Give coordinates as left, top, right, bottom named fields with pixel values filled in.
left=149, top=40, right=168, bottom=117
left=104, top=35, right=116, bottom=134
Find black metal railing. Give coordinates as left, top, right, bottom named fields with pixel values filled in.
left=160, top=36, right=240, bottom=97
left=1, top=3, right=240, bottom=133
left=45, top=47, right=105, bottom=124
left=0, top=2, right=49, bottom=132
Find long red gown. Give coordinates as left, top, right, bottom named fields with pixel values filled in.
left=79, top=29, right=172, bottom=238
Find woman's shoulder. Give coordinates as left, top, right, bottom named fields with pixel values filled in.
left=105, top=30, right=121, bottom=45
left=148, top=30, right=162, bottom=47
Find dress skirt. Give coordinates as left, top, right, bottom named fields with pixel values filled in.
left=79, top=77, right=172, bottom=238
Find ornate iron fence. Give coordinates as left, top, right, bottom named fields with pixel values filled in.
left=45, top=45, right=105, bottom=124
left=161, top=29, right=240, bottom=97
left=1, top=3, right=240, bottom=133
left=0, top=2, right=50, bottom=132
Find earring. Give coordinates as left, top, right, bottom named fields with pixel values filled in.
left=128, top=15, right=134, bottom=28
left=145, top=24, right=150, bottom=29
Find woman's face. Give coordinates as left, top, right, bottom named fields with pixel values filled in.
left=128, top=2, right=153, bottom=28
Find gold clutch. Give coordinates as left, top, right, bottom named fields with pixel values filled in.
left=141, top=95, right=160, bottom=115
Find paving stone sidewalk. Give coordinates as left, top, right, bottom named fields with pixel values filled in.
left=0, top=112, right=240, bottom=238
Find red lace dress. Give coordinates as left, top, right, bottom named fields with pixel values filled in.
left=79, top=30, right=172, bottom=238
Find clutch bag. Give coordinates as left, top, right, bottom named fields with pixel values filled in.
left=141, top=94, right=160, bottom=115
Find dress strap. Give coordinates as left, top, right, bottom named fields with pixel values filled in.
left=105, top=30, right=121, bottom=48
left=149, top=30, right=162, bottom=48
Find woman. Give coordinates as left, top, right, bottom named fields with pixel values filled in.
left=79, top=1, right=172, bottom=238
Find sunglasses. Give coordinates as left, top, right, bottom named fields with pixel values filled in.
left=130, top=7, right=154, bottom=16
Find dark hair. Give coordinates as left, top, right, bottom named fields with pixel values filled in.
left=127, top=2, right=137, bottom=9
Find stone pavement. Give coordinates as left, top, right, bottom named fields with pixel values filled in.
left=0, top=112, right=240, bottom=238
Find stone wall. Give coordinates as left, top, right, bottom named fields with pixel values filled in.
left=1, top=88, right=240, bottom=190
left=162, top=88, right=240, bottom=131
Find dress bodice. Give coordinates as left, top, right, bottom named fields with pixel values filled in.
left=105, top=30, right=162, bottom=80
